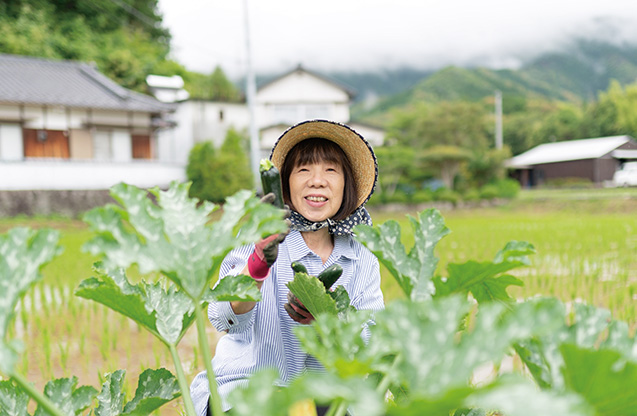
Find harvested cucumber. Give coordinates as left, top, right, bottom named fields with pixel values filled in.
left=259, top=159, right=284, bottom=208
left=317, top=264, right=343, bottom=291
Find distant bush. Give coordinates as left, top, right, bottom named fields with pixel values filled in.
left=412, top=189, right=434, bottom=204
left=462, top=188, right=481, bottom=202
left=494, top=178, right=521, bottom=198
left=479, top=184, right=499, bottom=200
left=434, top=188, right=461, bottom=205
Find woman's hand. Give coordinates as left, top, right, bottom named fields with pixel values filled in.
left=284, top=291, right=315, bottom=324
left=248, top=194, right=291, bottom=281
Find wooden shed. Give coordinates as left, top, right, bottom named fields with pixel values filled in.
left=507, top=136, right=637, bottom=187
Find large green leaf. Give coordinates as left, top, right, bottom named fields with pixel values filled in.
left=286, top=272, right=339, bottom=317
left=464, top=376, right=594, bottom=416
left=433, top=241, right=534, bottom=304
left=294, top=310, right=375, bottom=378
left=34, top=377, right=97, bottom=416
left=386, top=386, right=476, bottom=416
left=75, top=265, right=195, bottom=346
left=226, top=369, right=291, bottom=416
left=83, top=182, right=287, bottom=300
left=0, top=380, right=29, bottom=416
left=94, top=370, right=126, bottom=416
left=370, top=296, right=564, bottom=395
left=289, top=372, right=384, bottom=416
left=561, top=344, right=637, bottom=416
left=434, top=261, right=524, bottom=304
left=0, top=228, right=62, bottom=374
left=93, top=369, right=180, bottom=416
left=514, top=302, right=635, bottom=390
left=228, top=369, right=384, bottom=416
left=407, top=209, right=451, bottom=300
left=203, top=274, right=262, bottom=303
left=355, top=209, right=449, bottom=301
left=121, top=368, right=180, bottom=416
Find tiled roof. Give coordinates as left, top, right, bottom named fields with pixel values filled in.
left=0, top=54, right=174, bottom=113
left=508, top=136, right=634, bottom=168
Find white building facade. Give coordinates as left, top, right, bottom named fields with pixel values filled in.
left=0, top=54, right=183, bottom=191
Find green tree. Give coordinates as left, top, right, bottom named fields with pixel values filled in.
left=389, top=101, right=491, bottom=150
left=184, top=66, right=243, bottom=102
left=186, top=129, right=253, bottom=203
left=581, top=80, right=637, bottom=139
left=420, top=145, right=472, bottom=189
left=0, top=1, right=171, bottom=93
left=464, top=147, right=512, bottom=188
left=375, top=146, right=418, bottom=197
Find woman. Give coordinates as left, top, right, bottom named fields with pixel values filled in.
left=190, top=119, right=384, bottom=415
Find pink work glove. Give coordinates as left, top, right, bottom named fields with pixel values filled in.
left=247, top=233, right=287, bottom=281
left=247, top=193, right=290, bottom=281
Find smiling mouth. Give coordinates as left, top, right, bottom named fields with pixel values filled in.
left=306, top=196, right=327, bottom=202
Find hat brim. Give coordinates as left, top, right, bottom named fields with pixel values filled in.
left=270, top=119, right=377, bottom=208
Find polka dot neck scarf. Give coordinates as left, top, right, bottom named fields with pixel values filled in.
left=289, top=206, right=372, bottom=236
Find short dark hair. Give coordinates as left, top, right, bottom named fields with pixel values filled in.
left=280, top=138, right=358, bottom=221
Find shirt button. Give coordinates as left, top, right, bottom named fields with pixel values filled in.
left=231, top=265, right=235, bottom=269
left=228, top=319, right=234, bottom=325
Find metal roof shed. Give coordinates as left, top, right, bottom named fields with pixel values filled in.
left=507, top=136, right=637, bottom=187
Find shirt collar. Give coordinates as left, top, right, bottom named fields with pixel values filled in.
left=287, top=230, right=359, bottom=264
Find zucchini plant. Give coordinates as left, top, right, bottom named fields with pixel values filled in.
left=227, top=209, right=637, bottom=416
left=1, top=190, right=636, bottom=416
left=0, top=182, right=287, bottom=416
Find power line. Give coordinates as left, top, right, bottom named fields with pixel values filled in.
left=106, top=0, right=160, bottom=28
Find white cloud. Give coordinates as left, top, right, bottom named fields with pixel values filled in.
left=158, top=0, right=637, bottom=77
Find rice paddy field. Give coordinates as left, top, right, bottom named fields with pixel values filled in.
left=2, top=187, right=636, bottom=414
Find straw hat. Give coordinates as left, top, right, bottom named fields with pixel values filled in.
left=270, top=119, right=378, bottom=208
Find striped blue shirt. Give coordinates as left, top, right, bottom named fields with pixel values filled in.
left=189, top=230, right=384, bottom=414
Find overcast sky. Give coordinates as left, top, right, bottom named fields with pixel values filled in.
left=157, top=0, right=637, bottom=78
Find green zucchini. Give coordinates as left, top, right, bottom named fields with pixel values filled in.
left=317, top=264, right=343, bottom=291
left=259, top=159, right=284, bottom=209
left=291, top=261, right=308, bottom=275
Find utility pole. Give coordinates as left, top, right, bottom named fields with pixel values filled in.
left=243, top=0, right=261, bottom=190
left=495, top=90, right=503, bottom=149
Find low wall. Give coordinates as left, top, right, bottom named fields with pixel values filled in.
left=0, top=189, right=114, bottom=217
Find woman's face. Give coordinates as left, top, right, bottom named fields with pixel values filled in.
left=288, top=160, right=345, bottom=222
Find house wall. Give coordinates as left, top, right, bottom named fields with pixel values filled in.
left=347, top=123, right=385, bottom=148
left=69, top=129, right=93, bottom=159
left=157, top=102, right=193, bottom=165
left=190, top=101, right=249, bottom=147
left=0, top=159, right=185, bottom=191
left=112, top=130, right=132, bottom=162
left=0, top=124, right=23, bottom=160
left=257, top=71, right=350, bottom=127
left=0, top=189, right=114, bottom=217
left=531, top=157, right=619, bottom=185
left=533, top=159, right=595, bottom=184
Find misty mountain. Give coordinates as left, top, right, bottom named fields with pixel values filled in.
left=325, top=38, right=637, bottom=125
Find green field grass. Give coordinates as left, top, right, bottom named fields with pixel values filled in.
left=2, top=190, right=636, bottom=414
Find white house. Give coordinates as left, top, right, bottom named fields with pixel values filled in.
left=153, top=65, right=385, bottom=161
left=0, top=54, right=184, bottom=191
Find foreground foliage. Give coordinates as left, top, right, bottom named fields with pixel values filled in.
left=1, top=187, right=635, bottom=416
left=0, top=182, right=287, bottom=416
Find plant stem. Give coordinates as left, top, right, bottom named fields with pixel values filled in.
left=376, top=353, right=401, bottom=395
left=11, top=372, right=66, bottom=416
left=194, top=304, right=224, bottom=416
left=325, top=398, right=348, bottom=416
left=169, top=344, right=198, bottom=416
